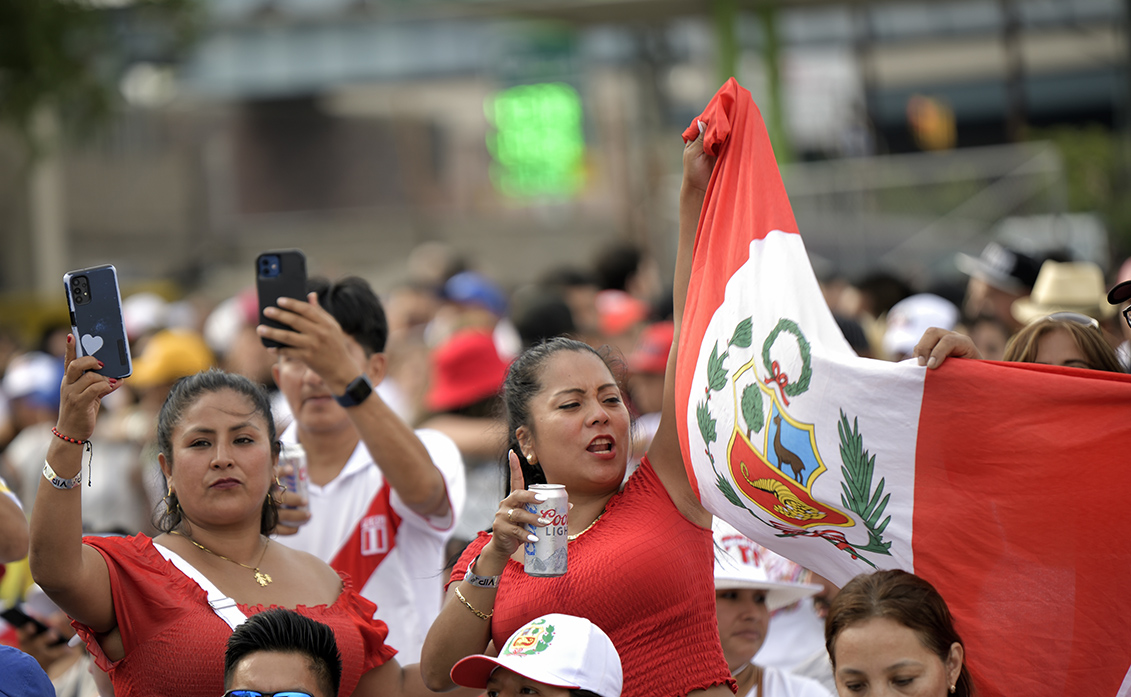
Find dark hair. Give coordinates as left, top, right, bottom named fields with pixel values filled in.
left=224, top=609, right=342, bottom=697
left=593, top=243, right=643, bottom=292
left=826, top=569, right=974, bottom=697
left=1003, top=318, right=1123, bottom=373
left=308, top=276, right=388, bottom=355
left=155, top=369, right=280, bottom=535
left=502, top=337, right=627, bottom=489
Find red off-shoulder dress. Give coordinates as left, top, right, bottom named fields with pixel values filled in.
left=72, top=534, right=397, bottom=697
left=449, top=456, right=735, bottom=696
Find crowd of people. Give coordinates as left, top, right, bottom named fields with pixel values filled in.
left=0, top=117, right=1128, bottom=697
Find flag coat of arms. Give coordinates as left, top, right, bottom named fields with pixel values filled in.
left=676, top=79, right=1131, bottom=697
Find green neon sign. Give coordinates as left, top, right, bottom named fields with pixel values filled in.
left=486, top=82, right=584, bottom=198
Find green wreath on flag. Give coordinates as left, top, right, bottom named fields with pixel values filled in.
left=696, top=316, right=891, bottom=567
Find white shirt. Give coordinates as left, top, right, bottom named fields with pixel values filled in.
left=275, top=426, right=466, bottom=663
left=741, top=665, right=834, bottom=697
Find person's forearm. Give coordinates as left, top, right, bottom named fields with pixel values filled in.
left=350, top=392, right=449, bottom=518
left=420, top=584, right=496, bottom=691
left=419, top=546, right=507, bottom=691
left=418, top=416, right=505, bottom=461
left=675, top=185, right=707, bottom=329
left=0, top=492, right=28, bottom=563
left=29, top=439, right=87, bottom=590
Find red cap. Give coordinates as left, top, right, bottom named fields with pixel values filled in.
left=596, top=290, right=649, bottom=336
left=629, top=321, right=674, bottom=374
left=426, top=329, right=509, bottom=412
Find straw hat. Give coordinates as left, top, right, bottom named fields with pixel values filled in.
left=1011, top=260, right=1117, bottom=324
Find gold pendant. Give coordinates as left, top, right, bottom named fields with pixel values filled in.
left=254, top=570, right=272, bottom=587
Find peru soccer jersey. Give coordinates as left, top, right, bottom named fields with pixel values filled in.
left=275, top=426, right=465, bottom=663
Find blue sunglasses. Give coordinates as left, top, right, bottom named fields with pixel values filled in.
left=224, top=692, right=313, bottom=697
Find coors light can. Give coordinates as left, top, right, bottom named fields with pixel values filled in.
left=524, top=483, right=568, bottom=577
left=277, top=442, right=309, bottom=505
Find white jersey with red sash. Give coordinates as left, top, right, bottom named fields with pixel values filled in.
left=275, top=425, right=465, bottom=663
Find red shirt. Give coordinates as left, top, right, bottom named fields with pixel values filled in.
left=450, top=456, right=735, bottom=696
left=73, top=534, right=396, bottom=697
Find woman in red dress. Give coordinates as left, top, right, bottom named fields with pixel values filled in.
left=420, top=127, right=734, bottom=697
left=29, top=353, right=432, bottom=696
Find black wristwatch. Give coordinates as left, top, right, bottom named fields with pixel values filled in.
left=334, top=374, right=373, bottom=407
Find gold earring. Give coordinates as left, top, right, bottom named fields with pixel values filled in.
left=949, top=686, right=956, bottom=694
left=525, top=452, right=537, bottom=465
left=163, top=487, right=179, bottom=513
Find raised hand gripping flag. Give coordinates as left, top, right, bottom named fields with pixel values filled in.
left=676, top=78, right=1131, bottom=697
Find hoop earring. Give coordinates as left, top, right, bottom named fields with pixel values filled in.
left=163, top=488, right=180, bottom=514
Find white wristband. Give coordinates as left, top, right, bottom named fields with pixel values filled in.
left=463, top=555, right=501, bottom=589
left=43, top=460, right=82, bottom=490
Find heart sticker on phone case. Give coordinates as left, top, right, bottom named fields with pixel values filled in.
left=81, top=334, right=104, bottom=356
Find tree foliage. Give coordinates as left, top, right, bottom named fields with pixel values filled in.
left=0, top=0, right=201, bottom=148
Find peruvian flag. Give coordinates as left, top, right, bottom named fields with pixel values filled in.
left=677, top=79, right=1131, bottom=697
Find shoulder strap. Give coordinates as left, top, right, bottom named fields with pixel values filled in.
left=153, top=542, right=248, bottom=631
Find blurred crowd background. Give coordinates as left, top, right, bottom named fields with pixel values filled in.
left=1, top=0, right=1130, bottom=689
left=2, top=0, right=1129, bottom=523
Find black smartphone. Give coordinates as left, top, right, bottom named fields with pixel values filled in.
left=256, top=250, right=308, bottom=349
left=63, top=264, right=132, bottom=379
left=1, top=606, right=48, bottom=634
left=1, top=606, right=65, bottom=646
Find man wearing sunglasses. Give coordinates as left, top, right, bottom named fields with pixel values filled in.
left=223, top=609, right=342, bottom=697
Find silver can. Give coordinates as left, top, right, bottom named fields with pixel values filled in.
left=524, top=484, right=569, bottom=577
left=277, top=442, right=309, bottom=505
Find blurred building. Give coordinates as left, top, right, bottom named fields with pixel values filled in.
left=0, top=0, right=1125, bottom=335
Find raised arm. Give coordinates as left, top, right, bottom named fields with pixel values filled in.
left=28, top=335, right=118, bottom=633
left=647, top=125, right=716, bottom=527
left=262, top=293, right=450, bottom=518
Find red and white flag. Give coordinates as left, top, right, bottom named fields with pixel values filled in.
left=677, top=78, right=1131, bottom=697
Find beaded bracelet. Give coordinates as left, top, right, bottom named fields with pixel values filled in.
left=453, top=587, right=492, bottom=621
left=51, top=427, right=86, bottom=446
left=49, top=427, right=93, bottom=486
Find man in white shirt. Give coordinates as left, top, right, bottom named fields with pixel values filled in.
left=260, top=276, right=465, bottom=664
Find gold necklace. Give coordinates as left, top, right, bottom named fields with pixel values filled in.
left=567, top=512, right=604, bottom=541
left=170, top=530, right=273, bottom=587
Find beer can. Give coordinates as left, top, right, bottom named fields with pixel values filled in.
left=524, top=484, right=568, bottom=577
left=277, top=442, right=309, bottom=506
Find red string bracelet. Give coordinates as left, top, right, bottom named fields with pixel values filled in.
left=50, top=428, right=93, bottom=486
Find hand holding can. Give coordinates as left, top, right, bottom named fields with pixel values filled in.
left=481, top=450, right=552, bottom=568
left=274, top=442, right=311, bottom=534
left=524, top=484, right=568, bottom=577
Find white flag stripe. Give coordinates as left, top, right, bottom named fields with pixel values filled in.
left=687, top=230, right=924, bottom=585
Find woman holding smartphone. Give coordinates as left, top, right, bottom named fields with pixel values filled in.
left=28, top=333, right=437, bottom=696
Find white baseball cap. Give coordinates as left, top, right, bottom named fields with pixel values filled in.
left=713, top=519, right=822, bottom=611
left=450, top=614, right=623, bottom=697
left=881, top=293, right=959, bottom=360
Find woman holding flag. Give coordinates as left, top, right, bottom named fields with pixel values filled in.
left=420, top=125, right=735, bottom=696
